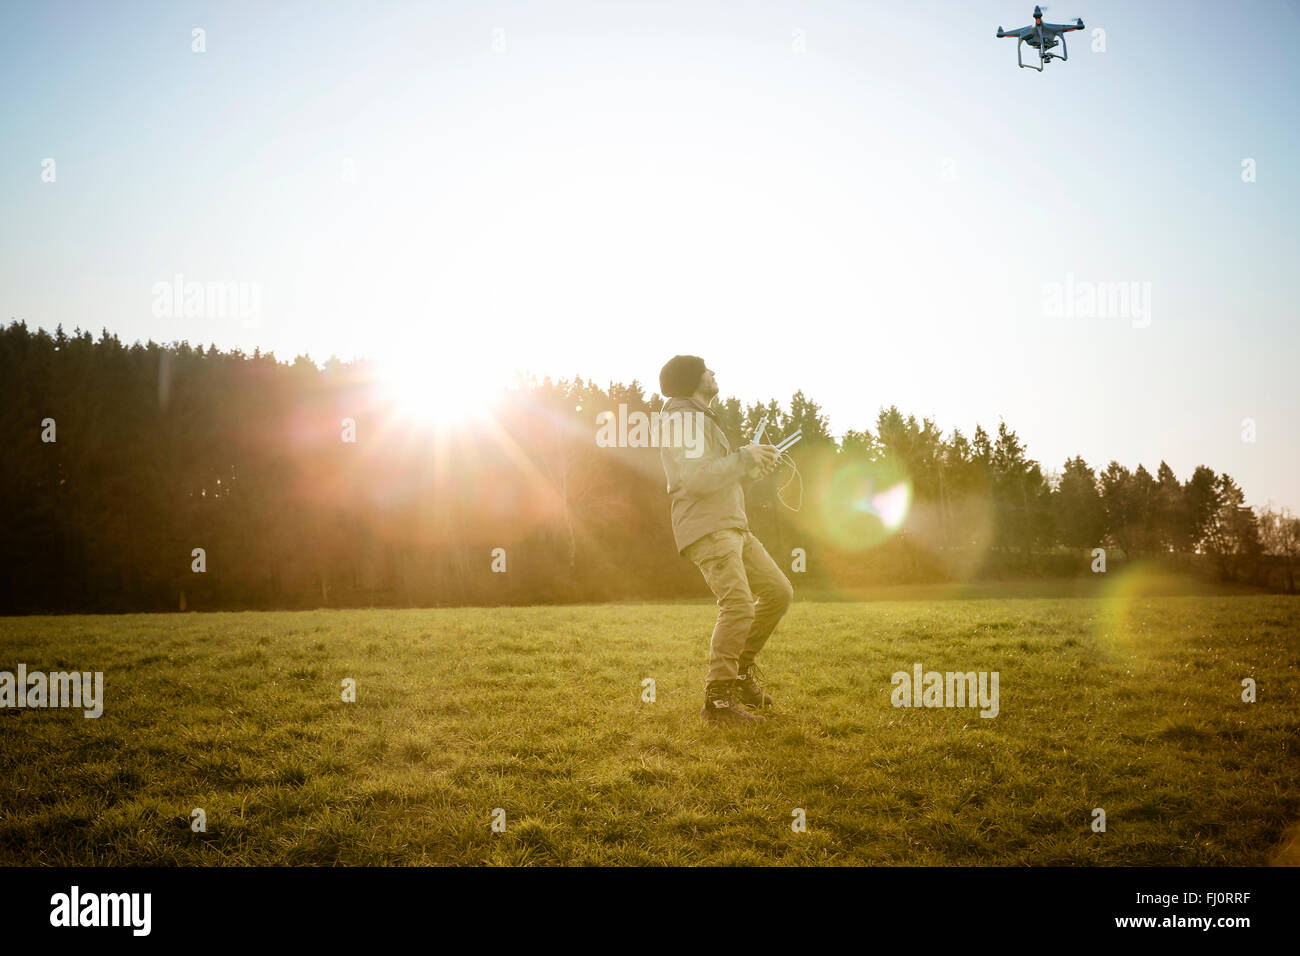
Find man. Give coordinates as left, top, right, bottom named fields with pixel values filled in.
left=658, top=355, right=795, bottom=726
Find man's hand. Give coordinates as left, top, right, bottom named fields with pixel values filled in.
left=742, top=443, right=780, bottom=479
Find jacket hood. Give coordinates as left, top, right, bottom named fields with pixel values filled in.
left=662, top=396, right=710, bottom=414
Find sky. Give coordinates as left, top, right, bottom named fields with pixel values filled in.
left=2, top=0, right=1297, bottom=511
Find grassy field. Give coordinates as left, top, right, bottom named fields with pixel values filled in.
left=1, top=586, right=1298, bottom=865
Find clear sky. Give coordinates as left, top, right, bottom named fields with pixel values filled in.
left=2, top=0, right=1297, bottom=511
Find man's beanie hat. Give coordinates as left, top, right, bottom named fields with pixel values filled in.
left=659, top=355, right=707, bottom=398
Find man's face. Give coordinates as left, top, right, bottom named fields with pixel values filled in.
left=698, top=367, right=718, bottom=400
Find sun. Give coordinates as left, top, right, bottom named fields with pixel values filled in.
left=374, top=352, right=504, bottom=430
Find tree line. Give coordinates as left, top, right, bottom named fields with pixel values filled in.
left=1, top=321, right=1294, bottom=612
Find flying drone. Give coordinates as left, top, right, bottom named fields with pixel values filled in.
left=997, top=5, right=1084, bottom=71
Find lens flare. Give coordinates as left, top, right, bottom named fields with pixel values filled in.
left=1091, top=560, right=1200, bottom=663
left=811, top=457, right=913, bottom=551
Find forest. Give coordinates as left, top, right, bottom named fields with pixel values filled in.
left=1, top=321, right=1295, bottom=612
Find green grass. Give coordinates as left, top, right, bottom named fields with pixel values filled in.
left=1, top=591, right=1297, bottom=865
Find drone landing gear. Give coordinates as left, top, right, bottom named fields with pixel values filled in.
left=1016, top=31, right=1068, bottom=71
left=1016, top=38, right=1044, bottom=71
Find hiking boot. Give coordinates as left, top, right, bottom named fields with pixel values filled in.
left=700, top=679, right=766, bottom=725
left=736, top=662, right=774, bottom=710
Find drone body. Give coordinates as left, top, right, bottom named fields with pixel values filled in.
left=997, top=5, right=1085, bottom=71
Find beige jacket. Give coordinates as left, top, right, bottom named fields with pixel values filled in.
left=660, top=397, right=755, bottom=554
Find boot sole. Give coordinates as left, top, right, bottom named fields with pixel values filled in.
left=700, top=706, right=766, bottom=725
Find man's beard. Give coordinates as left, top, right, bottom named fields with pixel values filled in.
left=700, top=381, right=719, bottom=401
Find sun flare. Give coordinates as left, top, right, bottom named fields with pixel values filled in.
left=375, top=353, right=505, bottom=430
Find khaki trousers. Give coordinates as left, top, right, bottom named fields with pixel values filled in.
left=684, top=529, right=794, bottom=683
